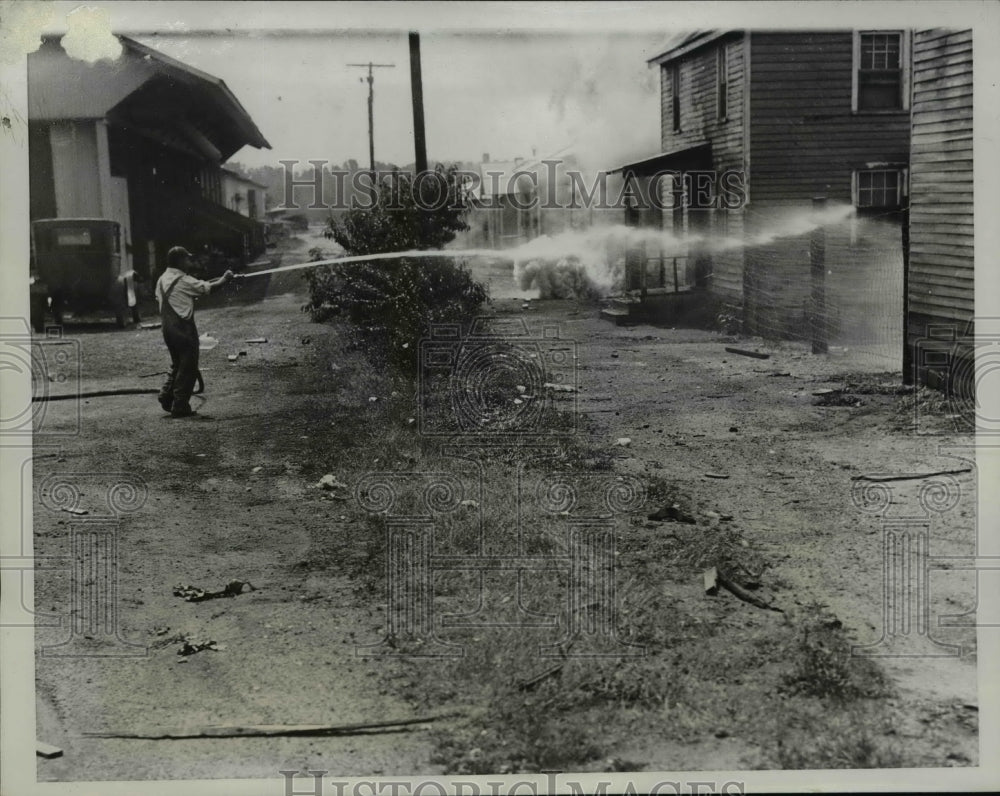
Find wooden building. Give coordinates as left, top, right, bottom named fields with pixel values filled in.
left=613, top=30, right=912, bottom=354
left=28, top=35, right=271, bottom=283
left=906, top=29, right=973, bottom=389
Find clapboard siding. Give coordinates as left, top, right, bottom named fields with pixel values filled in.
left=749, top=32, right=911, bottom=204
left=659, top=32, right=746, bottom=299
left=908, top=29, right=973, bottom=329
left=660, top=32, right=745, bottom=172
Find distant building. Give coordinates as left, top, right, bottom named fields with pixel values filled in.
left=28, top=34, right=271, bottom=282
left=611, top=30, right=912, bottom=355
left=221, top=167, right=268, bottom=220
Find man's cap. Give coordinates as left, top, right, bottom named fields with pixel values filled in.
left=167, top=246, right=194, bottom=267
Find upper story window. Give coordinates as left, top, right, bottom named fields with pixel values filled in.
left=671, top=65, right=681, bottom=132
left=853, top=31, right=910, bottom=112
left=717, top=45, right=729, bottom=121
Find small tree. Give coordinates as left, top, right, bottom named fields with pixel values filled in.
left=304, top=165, right=488, bottom=373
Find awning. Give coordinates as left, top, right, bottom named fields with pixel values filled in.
left=605, top=143, right=712, bottom=177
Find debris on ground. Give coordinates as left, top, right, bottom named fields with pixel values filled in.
left=712, top=570, right=783, bottom=613
left=177, top=635, right=226, bottom=656
left=813, top=390, right=864, bottom=407
left=851, top=467, right=972, bottom=483
left=227, top=354, right=239, bottom=362
left=139, top=322, right=161, bottom=330
left=246, top=337, right=268, bottom=344
left=704, top=472, right=730, bottom=479
left=724, top=346, right=770, bottom=360
left=317, top=474, right=349, bottom=491
left=460, top=499, right=479, bottom=509
left=36, top=741, right=63, bottom=759
left=251, top=466, right=263, bottom=473
left=173, top=581, right=256, bottom=602
left=648, top=502, right=696, bottom=524
left=60, top=506, right=88, bottom=515
left=84, top=713, right=461, bottom=740
left=703, top=566, right=719, bottom=595
left=616, top=437, right=632, bottom=447
left=544, top=382, right=578, bottom=393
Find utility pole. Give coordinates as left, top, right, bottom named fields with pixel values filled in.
left=347, top=61, right=395, bottom=190
left=408, top=32, right=427, bottom=175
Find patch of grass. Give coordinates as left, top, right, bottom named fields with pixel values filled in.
left=757, top=701, right=905, bottom=769
left=780, top=603, right=894, bottom=702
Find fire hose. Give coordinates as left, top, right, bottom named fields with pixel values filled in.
left=30, top=250, right=500, bottom=404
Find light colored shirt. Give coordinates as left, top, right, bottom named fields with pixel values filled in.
left=155, top=268, right=211, bottom=320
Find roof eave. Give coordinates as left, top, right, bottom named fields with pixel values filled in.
left=647, top=30, right=736, bottom=66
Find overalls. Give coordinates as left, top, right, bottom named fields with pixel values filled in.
left=158, top=275, right=200, bottom=414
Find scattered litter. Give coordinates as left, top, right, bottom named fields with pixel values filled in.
left=544, top=382, right=577, bottom=393
left=648, top=503, right=696, bottom=524
left=139, top=322, right=161, bottom=330
left=724, top=346, right=770, bottom=360
left=516, top=385, right=527, bottom=394
left=616, top=437, right=631, bottom=447
left=246, top=337, right=268, bottom=344
left=227, top=354, right=239, bottom=362
left=704, top=472, right=730, bottom=479
left=199, top=334, right=219, bottom=350
left=729, top=426, right=739, bottom=433
left=196, top=453, right=206, bottom=458
left=177, top=635, right=226, bottom=655
left=407, top=418, right=415, bottom=425
left=768, top=372, right=792, bottom=377
left=60, top=506, right=88, bottom=516
left=252, top=466, right=263, bottom=473
left=317, top=474, right=349, bottom=491
left=517, top=663, right=564, bottom=691
left=369, top=396, right=378, bottom=403
left=703, top=566, right=719, bottom=595
left=715, top=571, right=783, bottom=612
left=301, top=337, right=312, bottom=345
left=851, top=467, right=972, bottom=483
left=36, top=741, right=63, bottom=759
left=513, top=398, right=523, bottom=405
left=173, top=580, right=256, bottom=603
left=152, top=625, right=170, bottom=636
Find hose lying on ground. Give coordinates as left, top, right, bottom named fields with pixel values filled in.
left=33, top=371, right=205, bottom=402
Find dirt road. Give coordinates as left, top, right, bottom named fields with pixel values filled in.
left=32, top=251, right=977, bottom=780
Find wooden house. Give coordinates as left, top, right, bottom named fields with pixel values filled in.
left=28, top=35, right=271, bottom=283
left=612, top=30, right=912, bottom=357
left=905, top=29, right=973, bottom=390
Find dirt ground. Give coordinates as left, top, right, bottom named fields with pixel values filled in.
left=32, top=231, right=978, bottom=781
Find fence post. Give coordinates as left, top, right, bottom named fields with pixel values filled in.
left=810, top=196, right=828, bottom=354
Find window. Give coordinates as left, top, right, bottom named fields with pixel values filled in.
left=853, top=31, right=909, bottom=111
left=671, top=66, right=681, bottom=132
left=717, top=45, right=729, bottom=121
left=854, top=169, right=902, bottom=210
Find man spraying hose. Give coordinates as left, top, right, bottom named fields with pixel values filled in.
left=155, top=246, right=240, bottom=418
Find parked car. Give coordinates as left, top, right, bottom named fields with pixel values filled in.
left=30, top=219, right=140, bottom=331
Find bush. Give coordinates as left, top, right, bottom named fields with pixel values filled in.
left=303, top=257, right=488, bottom=373
left=304, top=166, right=488, bottom=373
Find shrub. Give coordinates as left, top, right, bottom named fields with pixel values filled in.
left=304, top=166, right=488, bottom=372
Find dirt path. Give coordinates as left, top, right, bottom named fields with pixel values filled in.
left=33, top=258, right=978, bottom=780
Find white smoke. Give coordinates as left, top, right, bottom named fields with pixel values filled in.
left=506, top=203, right=857, bottom=300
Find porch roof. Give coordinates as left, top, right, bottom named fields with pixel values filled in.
left=605, top=143, right=712, bottom=177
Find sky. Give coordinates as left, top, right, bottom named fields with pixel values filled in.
left=28, top=2, right=676, bottom=172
